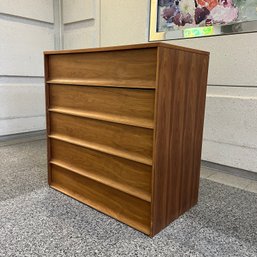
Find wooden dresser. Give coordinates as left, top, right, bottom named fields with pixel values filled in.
left=44, top=43, right=209, bottom=236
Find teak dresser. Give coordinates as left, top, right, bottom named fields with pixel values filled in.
left=44, top=42, right=209, bottom=237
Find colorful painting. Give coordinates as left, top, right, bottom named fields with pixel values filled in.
left=149, top=0, right=257, bottom=40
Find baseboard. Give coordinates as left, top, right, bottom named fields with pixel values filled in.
left=0, top=130, right=46, bottom=146
left=201, top=160, right=257, bottom=181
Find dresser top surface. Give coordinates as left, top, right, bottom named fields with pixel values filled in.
left=44, top=42, right=209, bottom=56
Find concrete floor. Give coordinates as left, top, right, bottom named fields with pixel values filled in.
left=0, top=137, right=256, bottom=256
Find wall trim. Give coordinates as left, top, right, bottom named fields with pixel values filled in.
left=208, top=84, right=257, bottom=88
left=0, top=130, right=46, bottom=147
left=53, top=0, right=63, bottom=50
left=202, top=160, right=257, bottom=181
left=0, top=13, right=53, bottom=27
left=64, top=19, right=95, bottom=30
left=0, top=75, right=44, bottom=84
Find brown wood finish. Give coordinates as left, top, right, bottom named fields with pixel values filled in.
left=151, top=47, right=209, bottom=236
left=44, top=42, right=208, bottom=55
left=49, top=84, right=155, bottom=128
left=49, top=112, right=153, bottom=163
left=48, top=48, right=157, bottom=87
left=51, top=164, right=151, bottom=234
left=49, top=134, right=152, bottom=166
left=50, top=139, right=152, bottom=202
left=44, top=42, right=209, bottom=237
left=44, top=54, right=52, bottom=185
left=47, top=79, right=156, bottom=89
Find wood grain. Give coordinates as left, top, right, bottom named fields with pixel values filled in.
left=46, top=79, right=156, bottom=89
left=44, top=54, right=52, bottom=184
left=49, top=108, right=153, bottom=129
left=50, top=139, right=152, bottom=201
left=44, top=42, right=209, bottom=236
left=151, top=47, right=209, bottom=236
left=49, top=134, right=152, bottom=166
left=51, top=164, right=151, bottom=234
left=44, top=42, right=209, bottom=56
left=49, top=113, right=153, bottom=163
left=49, top=84, right=155, bottom=128
left=47, top=48, right=157, bottom=88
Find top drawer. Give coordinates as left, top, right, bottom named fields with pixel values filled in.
left=46, top=48, right=157, bottom=89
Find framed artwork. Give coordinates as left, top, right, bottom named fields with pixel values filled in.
left=149, top=0, right=257, bottom=40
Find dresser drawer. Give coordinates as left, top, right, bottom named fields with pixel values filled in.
left=51, top=164, right=151, bottom=234
left=49, top=84, right=155, bottom=128
left=47, top=48, right=157, bottom=88
left=49, top=112, right=153, bottom=164
left=50, top=139, right=151, bottom=201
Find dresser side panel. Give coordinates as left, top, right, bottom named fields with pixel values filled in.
left=151, top=47, right=209, bottom=236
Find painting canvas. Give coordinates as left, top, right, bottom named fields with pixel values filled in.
left=149, top=0, right=257, bottom=40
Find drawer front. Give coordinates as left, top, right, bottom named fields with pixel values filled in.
left=49, top=84, right=155, bottom=128
left=50, top=112, right=153, bottom=163
left=51, top=164, right=151, bottom=234
left=47, top=48, right=157, bottom=85
left=50, top=139, right=151, bottom=200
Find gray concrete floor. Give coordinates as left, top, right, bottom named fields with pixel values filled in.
left=0, top=137, right=256, bottom=256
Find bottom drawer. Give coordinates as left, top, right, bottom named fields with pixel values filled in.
left=50, top=164, right=151, bottom=234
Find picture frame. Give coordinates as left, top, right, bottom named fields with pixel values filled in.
left=149, top=0, right=257, bottom=41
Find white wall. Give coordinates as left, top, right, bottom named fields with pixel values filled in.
left=99, top=0, right=257, bottom=173
left=0, top=0, right=54, bottom=136
left=62, top=0, right=100, bottom=49
left=100, top=0, right=149, bottom=46
left=0, top=0, right=99, bottom=136
left=1, top=0, right=256, bottom=173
